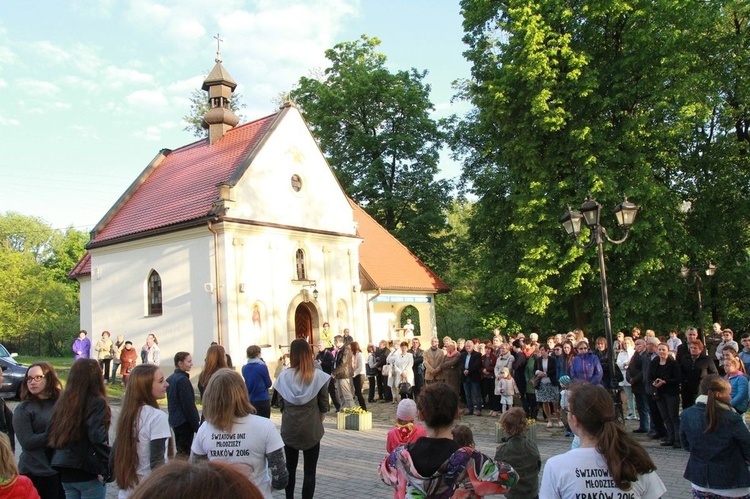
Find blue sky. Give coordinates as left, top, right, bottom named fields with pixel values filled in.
left=0, top=0, right=471, bottom=232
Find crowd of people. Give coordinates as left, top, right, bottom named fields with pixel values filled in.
left=0, top=323, right=748, bottom=498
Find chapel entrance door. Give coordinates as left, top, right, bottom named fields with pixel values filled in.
left=294, top=302, right=315, bottom=343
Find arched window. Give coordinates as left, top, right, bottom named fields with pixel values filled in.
left=296, top=249, right=306, bottom=280
left=148, top=270, right=162, bottom=316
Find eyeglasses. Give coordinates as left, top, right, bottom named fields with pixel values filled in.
left=26, top=375, right=45, bottom=383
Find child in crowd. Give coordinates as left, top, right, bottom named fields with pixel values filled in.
left=496, top=367, right=518, bottom=413
left=494, top=408, right=541, bottom=499
left=451, top=425, right=475, bottom=448
left=0, top=432, right=39, bottom=498
left=558, top=375, right=573, bottom=437
left=385, top=399, right=427, bottom=452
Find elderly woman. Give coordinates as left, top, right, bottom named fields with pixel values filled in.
left=616, top=336, right=636, bottom=418
left=569, top=341, right=603, bottom=385
left=436, top=340, right=461, bottom=397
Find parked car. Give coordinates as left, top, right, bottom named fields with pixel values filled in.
left=0, top=343, right=26, bottom=398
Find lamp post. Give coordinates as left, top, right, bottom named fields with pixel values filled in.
left=680, top=263, right=716, bottom=341
left=560, top=194, right=639, bottom=420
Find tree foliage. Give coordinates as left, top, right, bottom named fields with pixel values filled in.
left=182, top=87, right=247, bottom=138
left=0, top=213, right=86, bottom=355
left=291, top=35, right=453, bottom=270
left=453, top=0, right=750, bottom=334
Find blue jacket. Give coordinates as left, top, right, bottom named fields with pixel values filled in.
left=727, top=372, right=749, bottom=413
left=165, top=369, right=200, bottom=432
left=241, top=359, right=272, bottom=403
left=569, top=353, right=603, bottom=385
left=680, top=402, right=750, bottom=489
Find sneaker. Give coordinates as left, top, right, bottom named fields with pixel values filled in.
left=660, top=441, right=675, bottom=447
left=547, top=421, right=553, bottom=428
left=633, top=428, right=648, bottom=433
left=564, top=431, right=573, bottom=438
left=557, top=421, right=564, bottom=428
left=625, top=414, right=635, bottom=420
left=672, top=442, right=682, bottom=449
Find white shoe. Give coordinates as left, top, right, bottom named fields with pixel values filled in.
left=547, top=421, right=553, bottom=428
left=557, top=421, right=565, bottom=427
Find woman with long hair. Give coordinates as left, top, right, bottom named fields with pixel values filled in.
left=540, top=382, right=666, bottom=498
left=191, top=369, right=288, bottom=498
left=679, top=374, right=750, bottom=498
left=380, top=382, right=518, bottom=498
left=273, top=339, right=330, bottom=499
left=197, top=344, right=228, bottom=399
left=48, top=359, right=112, bottom=499
left=113, top=364, right=171, bottom=498
left=13, top=362, right=64, bottom=499
left=349, top=341, right=367, bottom=410
left=724, top=356, right=749, bottom=414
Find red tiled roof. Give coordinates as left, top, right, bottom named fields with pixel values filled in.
left=90, top=112, right=279, bottom=244
left=67, top=251, right=91, bottom=279
left=351, top=199, right=450, bottom=293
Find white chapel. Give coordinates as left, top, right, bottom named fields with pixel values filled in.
left=69, top=58, right=450, bottom=369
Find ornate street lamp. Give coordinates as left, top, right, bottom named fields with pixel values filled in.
left=560, top=194, right=639, bottom=421
left=680, top=263, right=717, bottom=341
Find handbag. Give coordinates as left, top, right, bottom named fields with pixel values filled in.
left=398, top=382, right=412, bottom=397
left=381, top=364, right=392, bottom=377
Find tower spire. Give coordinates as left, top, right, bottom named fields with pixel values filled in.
left=214, top=33, right=223, bottom=63
left=202, top=36, right=238, bottom=145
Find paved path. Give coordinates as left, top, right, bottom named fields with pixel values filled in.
left=10, top=398, right=697, bottom=498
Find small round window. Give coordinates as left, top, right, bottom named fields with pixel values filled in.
left=291, top=174, right=302, bottom=192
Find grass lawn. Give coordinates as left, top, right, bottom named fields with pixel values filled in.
left=16, top=356, right=127, bottom=399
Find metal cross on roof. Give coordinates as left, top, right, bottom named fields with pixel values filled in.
left=214, top=33, right=223, bottom=63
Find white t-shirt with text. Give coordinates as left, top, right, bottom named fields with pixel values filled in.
left=118, top=405, right=171, bottom=499
left=540, top=447, right=666, bottom=499
left=191, top=414, right=284, bottom=498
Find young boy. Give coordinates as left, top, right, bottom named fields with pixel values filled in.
left=494, top=408, right=541, bottom=499
left=667, top=330, right=682, bottom=356
left=385, top=399, right=426, bottom=452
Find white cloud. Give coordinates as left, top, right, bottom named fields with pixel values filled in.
left=132, top=120, right=178, bottom=142
left=33, top=41, right=71, bottom=63
left=103, top=66, right=154, bottom=88
left=71, top=125, right=101, bottom=140
left=167, top=75, right=204, bottom=94
left=0, top=117, right=20, bottom=126
left=59, top=75, right=99, bottom=93
left=53, top=102, right=73, bottom=110
left=16, top=78, right=60, bottom=97
left=67, top=44, right=104, bottom=76
left=0, top=79, right=7, bottom=88
left=126, top=89, right=168, bottom=109
left=0, top=45, right=16, bottom=65
left=166, top=17, right=206, bottom=41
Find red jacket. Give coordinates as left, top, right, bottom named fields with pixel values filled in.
left=0, top=475, right=40, bottom=499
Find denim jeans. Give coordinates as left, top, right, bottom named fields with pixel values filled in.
left=462, top=379, right=483, bottom=413
left=634, top=391, right=650, bottom=431
left=62, top=479, right=106, bottom=499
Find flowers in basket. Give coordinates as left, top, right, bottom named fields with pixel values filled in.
left=341, top=406, right=370, bottom=414
left=526, top=418, right=537, bottom=427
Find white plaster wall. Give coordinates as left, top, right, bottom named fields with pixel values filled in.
left=77, top=276, right=92, bottom=335
left=88, top=228, right=215, bottom=368
left=219, top=222, right=364, bottom=363
left=229, top=107, right=356, bottom=235
left=367, top=296, right=436, bottom=345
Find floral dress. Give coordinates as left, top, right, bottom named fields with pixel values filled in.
left=380, top=443, right=518, bottom=498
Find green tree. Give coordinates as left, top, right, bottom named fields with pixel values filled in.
left=454, top=0, right=745, bottom=333
left=182, top=87, right=246, bottom=138
left=291, top=35, right=453, bottom=270
left=0, top=213, right=85, bottom=355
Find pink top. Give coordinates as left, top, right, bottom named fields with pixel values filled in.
left=386, top=422, right=427, bottom=453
